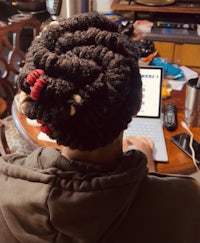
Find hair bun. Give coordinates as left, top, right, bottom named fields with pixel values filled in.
left=17, top=12, right=141, bottom=151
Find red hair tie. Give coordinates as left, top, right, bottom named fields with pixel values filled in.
left=40, top=125, right=52, bottom=135
left=26, top=69, right=44, bottom=85
left=26, top=69, right=48, bottom=100
left=30, top=78, right=48, bottom=100
left=37, top=119, right=44, bottom=125
left=37, top=120, right=52, bottom=135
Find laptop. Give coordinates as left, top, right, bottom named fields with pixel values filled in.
left=124, top=66, right=168, bottom=162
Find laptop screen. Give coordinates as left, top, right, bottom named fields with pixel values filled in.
left=137, top=66, right=163, bottom=118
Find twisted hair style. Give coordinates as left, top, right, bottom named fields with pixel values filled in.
left=18, top=12, right=142, bottom=151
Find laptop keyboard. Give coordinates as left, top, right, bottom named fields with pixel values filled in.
left=124, top=122, right=161, bottom=143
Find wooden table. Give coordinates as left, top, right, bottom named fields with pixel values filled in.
left=159, top=86, right=200, bottom=174
left=12, top=86, right=200, bottom=175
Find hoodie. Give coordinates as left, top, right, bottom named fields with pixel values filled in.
left=0, top=147, right=200, bottom=243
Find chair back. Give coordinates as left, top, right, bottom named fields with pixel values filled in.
left=0, top=120, right=11, bottom=155
left=0, top=18, right=41, bottom=115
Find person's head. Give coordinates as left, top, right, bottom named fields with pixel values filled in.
left=18, top=12, right=142, bottom=151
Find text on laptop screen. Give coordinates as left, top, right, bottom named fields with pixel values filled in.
left=137, top=67, right=162, bottom=118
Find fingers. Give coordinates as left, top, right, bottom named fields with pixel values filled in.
left=124, top=136, right=155, bottom=151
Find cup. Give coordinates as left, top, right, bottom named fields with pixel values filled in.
left=185, top=77, right=200, bottom=127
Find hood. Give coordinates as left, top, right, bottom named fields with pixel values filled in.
left=45, top=148, right=148, bottom=243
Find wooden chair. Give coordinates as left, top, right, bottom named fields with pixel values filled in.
left=0, top=115, right=34, bottom=156
left=0, top=18, right=41, bottom=156
left=0, top=120, right=11, bottom=155
left=0, top=97, right=7, bottom=117
left=0, top=18, right=41, bottom=116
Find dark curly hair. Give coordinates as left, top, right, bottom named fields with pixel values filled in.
left=17, top=12, right=142, bottom=151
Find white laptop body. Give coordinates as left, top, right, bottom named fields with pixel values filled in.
left=124, top=66, right=168, bottom=162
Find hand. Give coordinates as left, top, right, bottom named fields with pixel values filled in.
left=123, top=136, right=156, bottom=172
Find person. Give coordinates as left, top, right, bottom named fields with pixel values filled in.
left=0, top=12, right=200, bottom=243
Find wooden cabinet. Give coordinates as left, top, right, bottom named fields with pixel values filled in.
left=111, top=0, right=200, bottom=72
left=154, top=41, right=200, bottom=72
left=154, top=42, right=174, bottom=62
left=111, top=0, right=200, bottom=15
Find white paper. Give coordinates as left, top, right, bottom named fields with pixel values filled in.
left=37, top=132, right=56, bottom=143
left=26, top=118, right=41, bottom=126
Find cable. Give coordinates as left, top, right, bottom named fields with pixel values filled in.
left=181, top=121, right=199, bottom=171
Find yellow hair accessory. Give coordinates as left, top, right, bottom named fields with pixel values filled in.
left=49, top=21, right=59, bottom=26
left=70, top=105, right=76, bottom=116
left=18, top=91, right=29, bottom=114
left=73, top=94, right=82, bottom=104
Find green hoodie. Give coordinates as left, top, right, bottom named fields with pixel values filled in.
left=0, top=147, right=200, bottom=243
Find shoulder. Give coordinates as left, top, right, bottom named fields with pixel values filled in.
left=147, top=172, right=200, bottom=194
left=140, top=172, right=200, bottom=209
left=148, top=172, right=200, bottom=188
left=0, top=147, right=61, bottom=168
left=110, top=172, right=200, bottom=243
left=0, top=147, right=62, bottom=198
